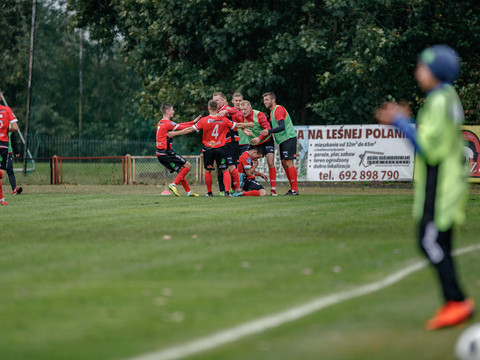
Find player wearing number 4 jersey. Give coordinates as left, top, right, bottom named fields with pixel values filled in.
left=167, top=100, right=253, bottom=197
left=156, top=103, right=201, bottom=197
left=0, top=104, right=19, bottom=205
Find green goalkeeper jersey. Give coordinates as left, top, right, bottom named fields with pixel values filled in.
left=413, top=83, right=468, bottom=230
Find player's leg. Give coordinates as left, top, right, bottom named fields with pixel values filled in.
left=280, top=138, right=298, bottom=195
left=176, top=162, right=198, bottom=197
left=224, top=141, right=239, bottom=193
left=232, top=179, right=265, bottom=197
left=229, top=164, right=241, bottom=191
left=203, top=150, right=215, bottom=196
left=0, top=149, right=7, bottom=205
left=173, top=161, right=191, bottom=186
left=265, top=141, right=277, bottom=195
left=6, top=153, right=18, bottom=192
left=217, top=168, right=225, bottom=195
left=419, top=220, right=474, bottom=329
left=215, top=147, right=231, bottom=195
left=157, top=152, right=183, bottom=197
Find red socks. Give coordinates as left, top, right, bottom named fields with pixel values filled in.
left=223, top=171, right=231, bottom=192
left=285, top=166, right=298, bottom=191
left=205, top=171, right=213, bottom=193
left=269, top=167, right=276, bottom=190
left=230, top=168, right=240, bottom=190
left=174, top=167, right=190, bottom=186
left=244, top=190, right=260, bottom=196
left=180, top=178, right=191, bottom=193
left=0, top=179, right=3, bottom=199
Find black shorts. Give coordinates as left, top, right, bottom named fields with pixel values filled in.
left=238, top=144, right=250, bottom=154
left=279, top=137, right=297, bottom=160
left=224, top=140, right=239, bottom=166
left=6, top=153, right=14, bottom=172
left=157, top=150, right=187, bottom=173
left=248, top=136, right=275, bottom=155
left=242, top=178, right=264, bottom=191
left=203, top=147, right=228, bottom=171
left=0, top=148, right=7, bottom=170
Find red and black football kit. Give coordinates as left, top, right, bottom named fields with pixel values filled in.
left=193, top=115, right=236, bottom=171
left=238, top=151, right=264, bottom=194
left=193, top=114, right=236, bottom=193
left=0, top=105, right=18, bottom=171
left=217, top=104, right=242, bottom=166
left=156, top=119, right=194, bottom=173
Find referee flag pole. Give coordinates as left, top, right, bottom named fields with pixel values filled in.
left=24, top=0, right=37, bottom=175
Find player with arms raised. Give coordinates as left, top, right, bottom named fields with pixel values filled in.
left=0, top=103, right=19, bottom=205
left=156, top=103, right=200, bottom=197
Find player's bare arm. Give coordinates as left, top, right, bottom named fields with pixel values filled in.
left=167, top=126, right=195, bottom=138
left=235, top=122, right=253, bottom=130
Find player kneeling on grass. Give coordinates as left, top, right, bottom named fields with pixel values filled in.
left=156, top=103, right=201, bottom=197
left=231, top=146, right=268, bottom=197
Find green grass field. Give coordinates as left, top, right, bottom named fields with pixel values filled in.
left=1, top=184, right=479, bottom=360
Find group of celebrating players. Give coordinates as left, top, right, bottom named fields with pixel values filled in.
left=155, top=91, right=299, bottom=197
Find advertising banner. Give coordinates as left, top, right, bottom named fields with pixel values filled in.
left=304, top=125, right=415, bottom=182
left=461, top=125, right=480, bottom=183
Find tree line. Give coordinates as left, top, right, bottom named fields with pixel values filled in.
left=1, top=0, right=479, bottom=145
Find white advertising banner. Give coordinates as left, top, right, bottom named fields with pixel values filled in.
left=303, top=125, right=414, bottom=182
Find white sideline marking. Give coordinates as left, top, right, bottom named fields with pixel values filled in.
left=126, top=244, right=480, bottom=360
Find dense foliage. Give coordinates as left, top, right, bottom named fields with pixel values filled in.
left=0, top=0, right=145, bottom=141
left=68, top=0, right=480, bottom=125
left=2, top=0, right=479, bottom=145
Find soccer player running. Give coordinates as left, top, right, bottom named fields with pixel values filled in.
left=156, top=103, right=201, bottom=197
left=231, top=146, right=268, bottom=197
left=239, top=100, right=278, bottom=196
left=0, top=103, right=19, bottom=205
left=213, top=92, right=243, bottom=195
left=167, top=100, right=252, bottom=197
left=261, top=92, right=299, bottom=195
left=375, top=45, right=474, bottom=330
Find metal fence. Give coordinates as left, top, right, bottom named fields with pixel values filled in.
left=130, top=156, right=202, bottom=185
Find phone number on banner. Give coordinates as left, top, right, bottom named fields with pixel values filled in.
left=319, top=170, right=401, bottom=181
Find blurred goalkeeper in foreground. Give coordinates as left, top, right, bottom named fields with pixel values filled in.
left=375, top=45, right=474, bottom=330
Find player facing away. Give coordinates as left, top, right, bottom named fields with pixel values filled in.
left=375, top=45, right=474, bottom=330
left=231, top=146, right=268, bottom=197
left=239, top=100, right=278, bottom=196
left=213, top=92, right=243, bottom=195
left=0, top=103, right=19, bottom=205
left=261, top=92, right=299, bottom=195
left=167, top=100, right=253, bottom=197
left=156, top=103, right=200, bottom=197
